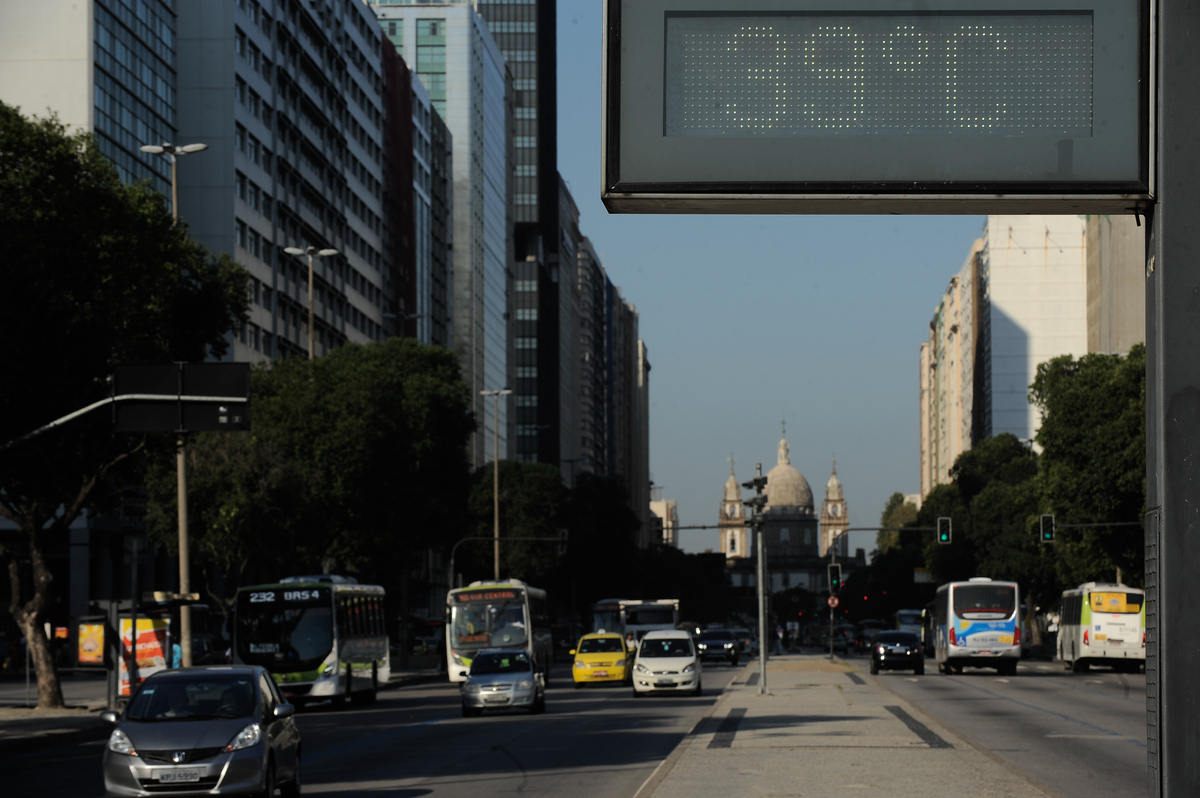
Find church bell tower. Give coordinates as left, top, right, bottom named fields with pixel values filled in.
left=820, top=460, right=849, bottom=557
left=719, top=460, right=748, bottom=559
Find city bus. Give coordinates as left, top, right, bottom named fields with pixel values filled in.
left=445, top=579, right=552, bottom=683
left=934, top=578, right=1022, bottom=675
left=591, top=598, right=680, bottom=641
left=1057, top=582, right=1145, bottom=673
left=233, top=575, right=389, bottom=707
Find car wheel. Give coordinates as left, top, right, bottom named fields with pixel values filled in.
left=1071, top=658, right=1088, bottom=674
left=632, top=688, right=643, bottom=698
left=914, top=662, right=925, bottom=676
left=869, top=659, right=879, bottom=675
left=730, top=654, right=738, bottom=667
left=693, top=678, right=702, bottom=697
left=573, top=681, right=583, bottom=689
left=280, top=752, right=301, bottom=797
left=260, top=760, right=276, bottom=798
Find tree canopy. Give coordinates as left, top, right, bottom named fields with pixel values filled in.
left=0, top=102, right=248, bottom=708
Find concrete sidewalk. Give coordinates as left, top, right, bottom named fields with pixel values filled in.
left=0, top=668, right=443, bottom=761
left=639, top=654, right=1052, bottom=798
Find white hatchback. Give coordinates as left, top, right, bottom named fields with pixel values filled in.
left=632, top=630, right=702, bottom=696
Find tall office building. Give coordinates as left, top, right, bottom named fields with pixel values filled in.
left=0, top=0, right=178, bottom=198
left=174, top=0, right=391, bottom=361
left=919, top=216, right=1113, bottom=498
left=370, top=2, right=512, bottom=467
left=409, top=70, right=454, bottom=348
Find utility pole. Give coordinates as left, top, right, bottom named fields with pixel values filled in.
left=743, top=464, right=768, bottom=695
left=480, top=389, right=512, bottom=580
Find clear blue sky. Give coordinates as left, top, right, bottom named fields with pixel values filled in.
left=554, top=5, right=985, bottom=557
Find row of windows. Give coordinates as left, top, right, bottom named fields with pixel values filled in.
left=95, top=11, right=175, bottom=126
left=236, top=171, right=273, bottom=219
left=97, top=0, right=175, bottom=68
left=502, top=50, right=537, bottom=63
left=516, top=395, right=537, bottom=407
left=515, top=194, right=536, bottom=205
left=516, top=337, right=537, bottom=349
left=515, top=280, right=537, bottom=292
left=236, top=77, right=272, bottom=129
left=515, top=137, right=536, bottom=148
left=235, top=124, right=272, bottom=174
left=516, top=367, right=537, bottom=378
left=337, top=594, right=387, bottom=639
left=515, top=165, right=536, bottom=176
left=235, top=27, right=273, bottom=83
left=488, top=21, right=536, bottom=33
left=515, top=309, right=537, bottom=320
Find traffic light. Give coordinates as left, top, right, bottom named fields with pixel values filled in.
left=937, top=516, right=952, bottom=545
left=828, top=563, right=842, bottom=592
left=1040, top=514, right=1055, bottom=543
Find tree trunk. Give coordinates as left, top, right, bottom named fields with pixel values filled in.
left=7, top=521, right=65, bottom=709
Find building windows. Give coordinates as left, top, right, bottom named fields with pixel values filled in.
left=502, top=50, right=536, bottom=62
left=517, top=425, right=541, bottom=436
left=416, top=19, right=446, bottom=115
left=516, top=368, right=537, bottom=380
left=515, top=165, right=536, bottom=176
left=515, top=136, right=536, bottom=148
left=515, top=194, right=536, bottom=205
left=235, top=123, right=246, bottom=152
left=515, top=309, right=537, bottom=320
left=516, top=337, right=537, bottom=349
left=515, top=280, right=536, bottom=292
left=236, top=76, right=246, bottom=105
left=513, top=79, right=536, bottom=90
left=248, top=135, right=261, bottom=164
left=236, top=220, right=247, bottom=248
left=236, top=171, right=247, bottom=200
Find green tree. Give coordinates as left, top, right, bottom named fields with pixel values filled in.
left=877, top=491, right=918, bottom=554
left=144, top=339, right=474, bottom=624
left=1030, top=345, right=1146, bottom=587
left=0, top=104, right=247, bottom=708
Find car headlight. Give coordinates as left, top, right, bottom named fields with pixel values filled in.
left=682, top=663, right=695, bottom=673
left=615, top=658, right=626, bottom=667
left=877, top=646, right=886, bottom=655
left=463, top=682, right=481, bottom=694
left=574, top=660, right=588, bottom=669
left=635, top=663, right=649, bottom=673
left=321, top=663, right=336, bottom=677
left=697, top=643, right=707, bottom=649
left=108, top=729, right=137, bottom=756
left=517, top=679, right=533, bottom=691
left=225, top=723, right=261, bottom=752
left=451, top=652, right=464, bottom=664
left=724, top=643, right=734, bottom=649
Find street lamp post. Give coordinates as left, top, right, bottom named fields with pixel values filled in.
left=284, top=246, right=339, bottom=359
left=480, top=389, right=512, bottom=581
left=138, top=141, right=208, bottom=669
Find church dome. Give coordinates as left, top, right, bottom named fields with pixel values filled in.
left=765, top=436, right=813, bottom=510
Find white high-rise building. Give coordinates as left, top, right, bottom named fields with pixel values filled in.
left=370, top=2, right=511, bottom=467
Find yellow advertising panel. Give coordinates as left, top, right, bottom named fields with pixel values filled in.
left=77, top=623, right=105, bottom=665
left=118, top=618, right=170, bottom=696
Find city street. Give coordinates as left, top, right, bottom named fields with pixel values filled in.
left=875, top=658, right=1147, bottom=798
left=6, top=665, right=742, bottom=798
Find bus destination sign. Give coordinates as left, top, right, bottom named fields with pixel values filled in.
left=455, top=590, right=521, bottom=603
left=603, top=0, right=1150, bottom=214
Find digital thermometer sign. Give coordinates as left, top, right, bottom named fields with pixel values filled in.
left=603, top=0, right=1150, bottom=214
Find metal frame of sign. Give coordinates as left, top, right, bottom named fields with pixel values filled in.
left=602, top=0, right=1154, bottom=214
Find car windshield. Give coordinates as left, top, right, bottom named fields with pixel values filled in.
left=896, top=612, right=922, bottom=626
left=876, top=632, right=920, bottom=644
left=235, top=591, right=333, bottom=673
left=699, top=630, right=734, bottom=641
left=470, top=652, right=532, bottom=675
left=128, top=676, right=256, bottom=722
left=639, top=638, right=693, bottom=658
left=954, top=585, right=1017, bottom=619
left=578, top=637, right=624, bottom=654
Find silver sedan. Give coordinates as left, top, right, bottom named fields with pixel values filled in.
left=101, top=665, right=301, bottom=796
left=460, top=648, right=546, bottom=716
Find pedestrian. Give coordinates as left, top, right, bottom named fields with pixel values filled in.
left=171, top=641, right=182, bottom=669
left=774, top=625, right=784, bottom=655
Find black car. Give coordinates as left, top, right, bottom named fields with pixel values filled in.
left=850, top=619, right=890, bottom=656
left=696, top=629, right=740, bottom=665
left=868, top=631, right=924, bottom=675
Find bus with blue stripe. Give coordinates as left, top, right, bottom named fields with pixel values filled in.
left=934, top=578, right=1022, bottom=675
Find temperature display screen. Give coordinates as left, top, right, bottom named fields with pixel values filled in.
left=665, top=13, right=1093, bottom=137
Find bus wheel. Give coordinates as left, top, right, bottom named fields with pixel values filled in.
left=1071, top=658, right=1089, bottom=674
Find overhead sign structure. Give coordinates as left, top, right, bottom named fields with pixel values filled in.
left=602, top=0, right=1151, bottom=214
left=113, top=363, right=250, bottom=433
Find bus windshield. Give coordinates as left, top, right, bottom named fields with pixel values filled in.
left=593, top=609, right=621, bottom=634
left=451, top=601, right=528, bottom=649
left=953, top=585, right=1016, bottom=620
left=1091, top=592, right=1144, bottom=614
left=896, top=611, right=922, bottom=626
left=625, top=608, right=674, bottom=625
left=236, top=593, right=333, bottom=673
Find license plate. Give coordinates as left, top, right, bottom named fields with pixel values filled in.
left=1109, top=639, right=1125, bottom=645
left=159, top=770, right=201, bottom=783
left=655, top=680, right=675, bottom=687
left=484, top=696, right=508, bottom=703
left=593, top=670, right=609, bottom=677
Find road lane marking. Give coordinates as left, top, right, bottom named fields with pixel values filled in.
left=884, top=705, right=952, bottom=749
left=707, top=707, right=747, bottom=749
left=995, top=679, right=1010, bottom=683
left=306, top=715, right=459, bottom=763
left=948, top=679, right=1146, bottom=748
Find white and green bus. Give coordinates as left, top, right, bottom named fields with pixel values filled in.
left=1057, top=582, right=1145, bottom=673
left=234, top=575, right=390, bottom=706
left=445, top=579, right=552, bottom=682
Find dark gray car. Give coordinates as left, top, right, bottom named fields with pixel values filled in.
left=101, top=665, right=301, bottom=797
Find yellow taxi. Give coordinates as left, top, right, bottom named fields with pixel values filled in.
left=571, top=632, right=632, bottom=687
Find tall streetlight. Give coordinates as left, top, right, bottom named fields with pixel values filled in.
left=480, top=389, right=512, bottom=580
left=139, top=141, right=208, bottom=669
left=138, top=142, right=208, bottom=223
left=283, top=246, right=338, bottom=359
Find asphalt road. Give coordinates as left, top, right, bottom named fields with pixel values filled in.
left=7, top=664, right=742, bottom=798
left=873, top=657, right=1146, bottom=798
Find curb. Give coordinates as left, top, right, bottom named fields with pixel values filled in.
left=631, top=661, right=751, bottom=798
left=379, top=671, right=445, bottom=692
